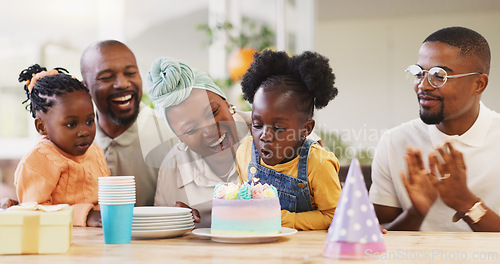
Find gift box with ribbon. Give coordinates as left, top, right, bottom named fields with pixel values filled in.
left=0, top=203, right=73, bottom=254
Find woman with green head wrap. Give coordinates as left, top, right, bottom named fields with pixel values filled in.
left=147, top=57, right=251, bottom=228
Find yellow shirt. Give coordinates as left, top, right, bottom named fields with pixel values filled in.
left=236, top=136, right=341, bottom=230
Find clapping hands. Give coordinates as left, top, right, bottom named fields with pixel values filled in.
left=402, top=142, right=476, bottom=216
left=401, top=147, right=438, bottom=216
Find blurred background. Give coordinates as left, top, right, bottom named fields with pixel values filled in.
left=1, top=0, right=500, bottom=196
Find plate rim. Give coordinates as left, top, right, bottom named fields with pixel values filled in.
left=132, top=223, right=195, bottom=230
left=191, top=227, right=297, bottom=239
left=133, top=216, right=193, bottom=223
left=131, top=229, right=192, bottom=239
left=131, top=225, right=194, bottom=235
left=133, top=206, right=192, bottom=217
left=133, top=219, right=193, bottom=224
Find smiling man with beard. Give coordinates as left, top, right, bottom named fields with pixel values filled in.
left=369, top=27, right=500, bottom=232
left=80, top=40, right=176, bottom=207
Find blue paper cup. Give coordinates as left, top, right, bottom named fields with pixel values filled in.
left=100, top=203, right=134, bottom=244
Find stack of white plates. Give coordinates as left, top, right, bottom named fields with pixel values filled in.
left=131, top=206, right=194, bottom=239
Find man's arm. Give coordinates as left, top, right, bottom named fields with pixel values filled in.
left=374, top=204, right=427, bottom=231
left=460, top=203, right=500, bottom=232
left=374, top=147, right=438, bottom=231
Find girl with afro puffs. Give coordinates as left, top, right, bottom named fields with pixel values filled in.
left=236, top=50, right=342, bottom=230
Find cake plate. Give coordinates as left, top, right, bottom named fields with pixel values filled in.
left=191, top=227, right=297, bottom=243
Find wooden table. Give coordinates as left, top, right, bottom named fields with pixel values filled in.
left=2, top=228, right=500, bottom=263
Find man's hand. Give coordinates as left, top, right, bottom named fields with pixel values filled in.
left=429, top=142, right=477, bottom=213
left=401, top=146, right=438, bottom=216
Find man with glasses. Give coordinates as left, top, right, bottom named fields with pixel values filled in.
left=369, top=27, right=500, bottom=232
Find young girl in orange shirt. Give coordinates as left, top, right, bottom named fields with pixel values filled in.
left=15, top=64, right=110, bottom=226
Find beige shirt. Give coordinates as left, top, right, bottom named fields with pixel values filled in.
left=95, top=104, right=177, bottom=206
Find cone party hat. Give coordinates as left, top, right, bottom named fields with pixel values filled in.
left=323, top=158, right=386, bottom=259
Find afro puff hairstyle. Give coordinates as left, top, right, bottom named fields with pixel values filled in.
left=241, top=49, right=338, bottom=110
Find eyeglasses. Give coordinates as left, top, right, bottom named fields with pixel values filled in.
left=405, top=65, right=481, bottom=88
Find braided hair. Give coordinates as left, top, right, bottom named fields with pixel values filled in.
left=241, top=49, right=338, bottom=117
left=18, top=64, right=90, bottom=118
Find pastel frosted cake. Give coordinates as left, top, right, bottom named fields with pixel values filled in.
left=211, top=182, right=281, bottom=235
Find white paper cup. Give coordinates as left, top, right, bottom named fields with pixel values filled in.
left=99, top=192, right=136, bottom=196
left=99, top=197, right=136, bottom=201
left=99, top=176, right=135, bottom=181
left=99, top=200, right=137, bottom=205
left=99, top=178, right=135, bottom=182
left=99, top=176, right=136, bottom=205
left=99, top=184, right=135, bottom=188
left=98, top=189, right=136, bottom=193
left=99, top=196, right=136, bottom=200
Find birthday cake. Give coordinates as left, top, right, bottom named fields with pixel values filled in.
left=211, top=182, right=281, bottom=235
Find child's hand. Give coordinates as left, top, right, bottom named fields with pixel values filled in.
left=0, top=198, right=19, bottom=209
left=174, top=201, right=201, bottom=223
left=86, top=209, right=102, bottom=227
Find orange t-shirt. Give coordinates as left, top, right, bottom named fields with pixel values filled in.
left=14, top=137, right=110, bottom=226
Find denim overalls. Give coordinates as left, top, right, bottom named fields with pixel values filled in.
left=247, top=139, right=315, bottom=212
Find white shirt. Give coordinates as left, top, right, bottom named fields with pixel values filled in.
left=95, top=104, right=177, bottom=206
left=369, top=102, right=500, bottom=231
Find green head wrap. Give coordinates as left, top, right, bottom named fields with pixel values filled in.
left=146, top=57, right=226, bottom=123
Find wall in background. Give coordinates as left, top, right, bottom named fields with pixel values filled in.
left=315, top=10, right=500, bottom=155
left=1, top=1, right=500, bottom=161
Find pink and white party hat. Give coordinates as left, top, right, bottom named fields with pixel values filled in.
left=323, top=158, right=386, bottom=259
